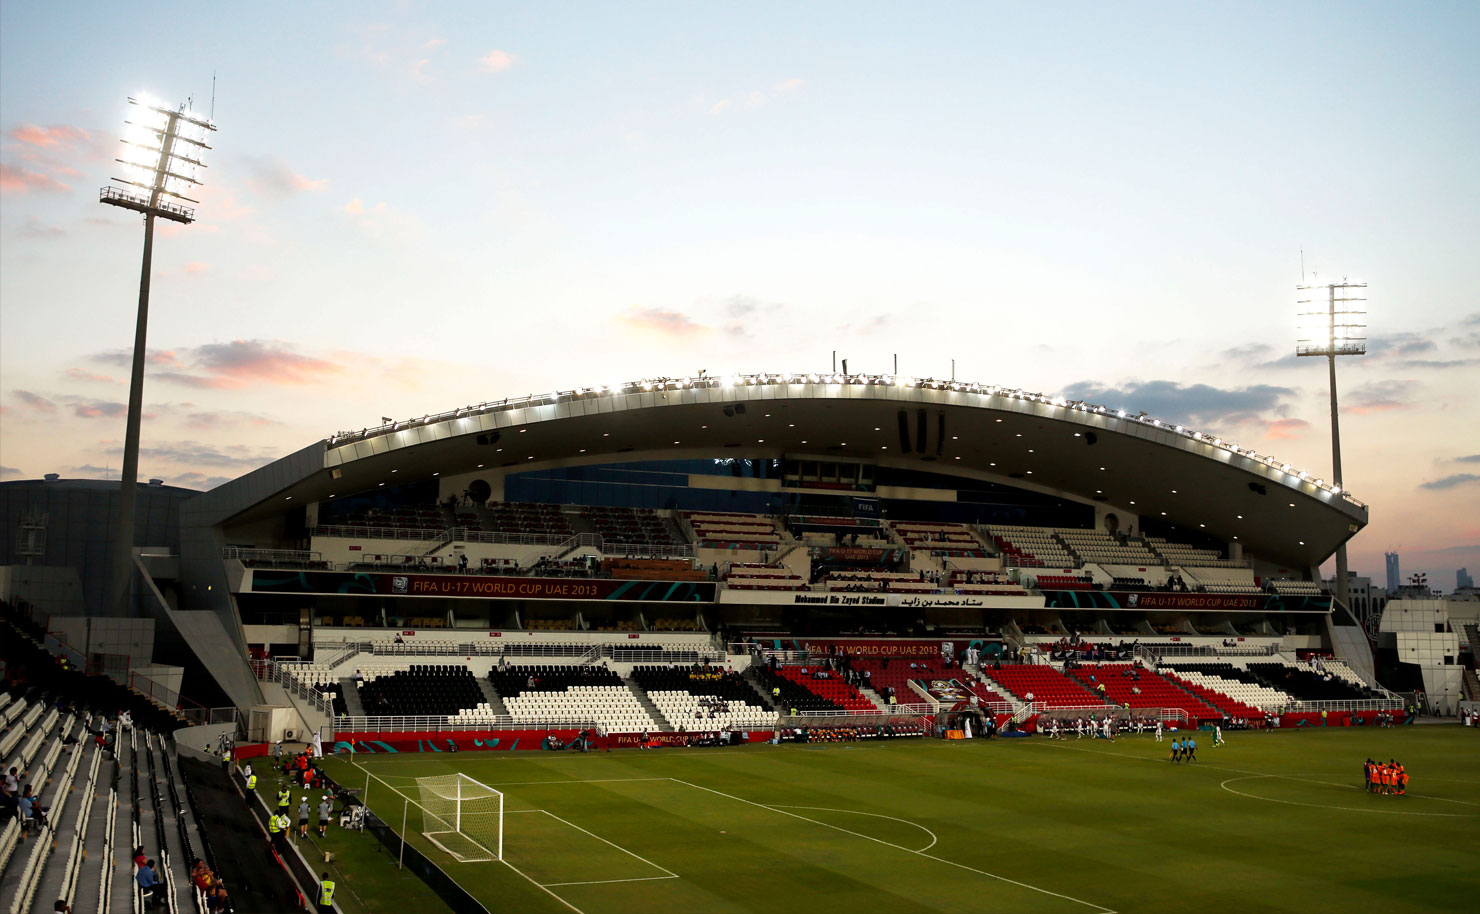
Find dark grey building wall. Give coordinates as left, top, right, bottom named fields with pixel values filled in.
left=0, top=478, right=196, bottom=615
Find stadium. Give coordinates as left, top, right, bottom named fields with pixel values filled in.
left=3, top=372, right=1477, bottom=913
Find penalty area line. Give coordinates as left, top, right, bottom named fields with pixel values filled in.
left=670, top=778, right=1115, bottom=914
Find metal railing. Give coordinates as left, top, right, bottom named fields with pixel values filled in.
left=332, top=714, right=606, bottom=733
left=1284, top=698, right=1405, bottom=712
left=1142, top=643, right=1279, bottom=659
left=263, top=659, right=337, bottom=717
left=223, top=545, right=322, bottom=565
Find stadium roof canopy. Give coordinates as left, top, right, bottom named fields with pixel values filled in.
left=199, top=374, right=1366, bottom=568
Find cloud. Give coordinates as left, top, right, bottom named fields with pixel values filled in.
left=165, top=471, right=231, bottom=490
left=479, top=49, right=518, bottom=73
left=1264, top=418, right=1311, bottom=440
left=175, top=339, right=342, bottom=389
left=89, top=348, right=180, bottom=369
left=454, top=114, right=486, bottom=130
left=1455, top=454, right=1480, bottom=464
left=0, top=466, right=22, bottom=480
left=1061, top=379, right=1296, bottom=429
left=616, top=306, right=711, bottom=339
left=62, top=465, right=115, bottom=478
left=62, top=397, right=129, bottom=419
left=111, top=441, right=280, bottom=470
left=707, top=77, right=805, bottom=115
left=1418, top=473, right=1480, bottom=491
left=343, top=198, right=417, bottom=241
left=0, top=162, right=70, bottom=193
left=181, top=261, right=211, bottom=275
left=88, top=340, right=340, bottom=389
left=421, top=38, right=446, bottom=50
left=1346, top=379, right=1419, bottom=414
left=17, top=217, right=66, bottom=239
left=13, top=390, right=57, bottom=413
left=9, top=124, right=92, bottom=147
left=65, top=368, right=117, bottom=384
left=239, top=155, right=329, bottom=198
left=1367, top=333, right=1435, bottom=359
left=178, top=408, right=280, bottom=430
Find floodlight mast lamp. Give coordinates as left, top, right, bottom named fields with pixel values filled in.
left=1296, top=281, right=1367, bottom=613
left=100, top=97, right=216, bottom=618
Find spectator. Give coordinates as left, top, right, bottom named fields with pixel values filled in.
left=136, top=859, right=162, bottom=909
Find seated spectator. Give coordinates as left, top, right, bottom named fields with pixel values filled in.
left=17, top=785, right=47, bottom=831
left=136, top=859, right=162, bottom=909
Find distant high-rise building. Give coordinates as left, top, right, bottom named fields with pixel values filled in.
left=1459, top=567, right=1474, bottom=590
left=1385, top=552, right=1401, bottom=592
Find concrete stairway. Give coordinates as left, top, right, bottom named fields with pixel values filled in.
left=338, top=678, right=367, bottom=716
left=477, top=678, right=511, bottom=716
left=627, top=683, right=672, bottom=731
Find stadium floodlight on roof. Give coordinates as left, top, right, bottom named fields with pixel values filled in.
left=100, top=95, right=217, bottom=618
left=1296, top=280, right=1367, bottom=614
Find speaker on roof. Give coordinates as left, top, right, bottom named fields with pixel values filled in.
left=896, top=410, right=912, bottom=453
left=1084, top=432, right=1098, bottom=446
left=476, top=432, right=501, bottom=446
left=936, top=412, right=945, bottom=457
left=916, top=408, right=927, bottom=453
left=734, top=403, right=747, bottom=415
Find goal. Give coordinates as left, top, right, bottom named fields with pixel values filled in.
left=415, top=773, right=504, bottom=862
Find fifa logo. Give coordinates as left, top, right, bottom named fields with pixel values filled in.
left=392, top=576, right=409, bottom=594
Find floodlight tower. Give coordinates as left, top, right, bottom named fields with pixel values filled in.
left=100, top=97, right=216, bottom=617
left=1297, top=280, right=1366, bottom=612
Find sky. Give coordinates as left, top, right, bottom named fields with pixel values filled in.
left=1, top=1, right=1477, bottom=590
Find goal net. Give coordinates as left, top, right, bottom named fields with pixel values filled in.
left=415, top=773, right=504, bottom=862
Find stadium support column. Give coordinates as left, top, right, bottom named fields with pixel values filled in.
left=100, top=96, right=216, bottom=617
left=1296, top=279, right=1366, bottom=616
left=107, top=212, right=156, bottom=617
left=1328, top=349, right=1350, bottom=611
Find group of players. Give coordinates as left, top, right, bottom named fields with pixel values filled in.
left=1363, top=758, right=1408, bottom=795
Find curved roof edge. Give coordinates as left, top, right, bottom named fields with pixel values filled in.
left=324, top=372, right=1365, bottom=516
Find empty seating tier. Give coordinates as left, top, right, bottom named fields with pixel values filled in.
left=980, top=665, right=1102, bottom=708
left=489, top=664, right=659, bottom=733
left=356, top=665, right=484, bottom=717
left=685, top=511, right=784, bottom=548
left=1064, top=663, right=1223, bottom=723
left=983, top=526, right=1077, bottom=567
left=629, top=667, right=775, bottom=730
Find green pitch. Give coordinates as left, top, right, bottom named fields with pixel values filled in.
left=308, top=726, right=1479, bottom=914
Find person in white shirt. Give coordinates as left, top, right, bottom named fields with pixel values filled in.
left=1214, top=725, right=1225, bottom=747
left=1155, top=720, right=1164, bottom=742
left=1075, top=719, right=1085, bottom=739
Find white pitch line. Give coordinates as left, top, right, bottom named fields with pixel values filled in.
left=1219, top=776, right=1478, bottom=818
left=535, top=809, right=679, bottom=879
left=486, top=777, right=674, bottom=787
left=766, top=804, right=939, bottom=852
left=1027, top=740, right=1480, bottom=808
left=542, top=875, right=681, bottom=888
left=670, top=779, right=1115, bottom=914
left=342, top=755, right=585, bottom=914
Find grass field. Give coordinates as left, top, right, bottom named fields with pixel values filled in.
left=294, top=726, right=1480, bottom=914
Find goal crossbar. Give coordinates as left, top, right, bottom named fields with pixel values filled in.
left=415, top=773, right=504, bottom=862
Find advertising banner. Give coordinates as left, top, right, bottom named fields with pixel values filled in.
left=1041, top=590, right=1332, bottom=612
left=720, top=589, right=1044, bottom=609
left=246, top=570, right=716, bottom=602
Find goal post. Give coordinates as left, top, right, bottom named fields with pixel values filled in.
left=414, top=773, right=504, bottom=862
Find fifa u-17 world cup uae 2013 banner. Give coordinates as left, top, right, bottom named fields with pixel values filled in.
left=245, top=570, right=716, bottom=602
